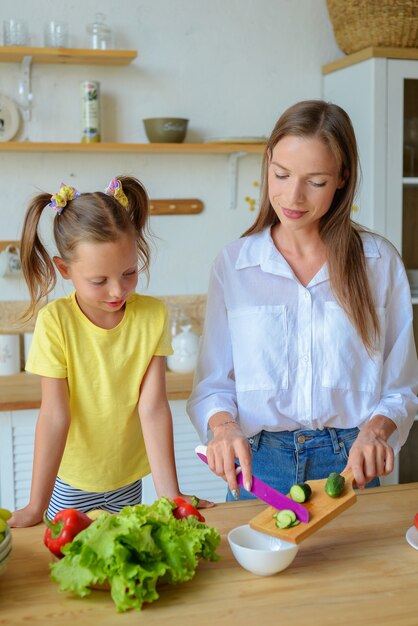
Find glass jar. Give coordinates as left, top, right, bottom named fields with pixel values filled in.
left=86, top=13, right=112, bottom=50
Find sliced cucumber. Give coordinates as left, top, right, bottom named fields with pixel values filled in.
left=289, top=482, right=312, bottom=503
left=273, top=509, right=298, bottom=529
left=324, top=472, right=345, bottom=498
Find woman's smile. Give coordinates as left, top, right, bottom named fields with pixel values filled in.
left=281, top=207, right=307, bottom=219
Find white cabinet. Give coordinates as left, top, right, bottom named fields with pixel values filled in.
left=0, top=401, right=226, bottom=510
left=323, top=53, right=418, bottom=483
left=0, top=410, right=37, bottom=510
left=323, top=55, right=418, bottom=246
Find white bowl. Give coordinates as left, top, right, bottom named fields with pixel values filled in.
left=0, top=527, right=12, bottom=576
left=0, top=527, right=11, bottom=558
left=227, top=524, right=299, bottom=576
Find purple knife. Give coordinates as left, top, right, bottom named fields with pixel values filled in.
left=195, top=445, right=309, bottom=523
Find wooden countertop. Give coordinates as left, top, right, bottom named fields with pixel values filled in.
left=1, top=483, right=418, bottom=625
left=0, top=370, right=194, bottom=411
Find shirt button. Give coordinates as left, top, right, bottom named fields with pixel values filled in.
left=297, top=435, right=306, bottom=444
left=304, top=291, right=309, bottom=299
left=303, top=355, right=309, bottom=363
left=248, top=438, right=254, bottom=444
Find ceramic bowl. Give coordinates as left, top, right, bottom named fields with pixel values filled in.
left=0, top=527, right=12, bottom=576
left=143, top=117, right=188, bottom=143
left=227, top=524, right=298, bottom=576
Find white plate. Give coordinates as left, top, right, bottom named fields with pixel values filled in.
left=206, top=136, right=267, bottom=144
left=406, top=525, right=418, bottom=550
left=0, top=94, right=20, bottom=142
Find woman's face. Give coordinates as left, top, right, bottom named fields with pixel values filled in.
left=268, top=135, right=345, bottom=234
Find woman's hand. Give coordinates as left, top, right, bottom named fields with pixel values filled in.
left=9, top=504, right=44, bottom=528
left=207, top=415, right=252, bottom=498
left=344, top=415, right=396, bottom=488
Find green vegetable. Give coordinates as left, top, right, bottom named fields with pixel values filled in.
left=325, top=472, right=345, bottom=498
left=49, top=497, right=221, bottom=612
left=273, top=509, right=300, bottom=529
left=289, top=483, right=312, bottom=503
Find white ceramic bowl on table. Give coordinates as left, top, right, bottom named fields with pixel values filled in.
left=0, top=527, right=12, bottom=576
left=227, top=524, right=299, bottom=576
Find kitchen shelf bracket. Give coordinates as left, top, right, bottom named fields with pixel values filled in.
left=229, top=151, right=247, bottom=209
left=19, top=55, right=33, bottom=124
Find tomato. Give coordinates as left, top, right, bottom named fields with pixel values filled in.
left=414, top=512, right=418, bottom=530
left=172, top=497, right=205, bottom=522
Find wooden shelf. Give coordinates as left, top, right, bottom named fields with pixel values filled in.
left=0, top=141, right=266, bottom=154
left=0, top=46, right=137, bottom=65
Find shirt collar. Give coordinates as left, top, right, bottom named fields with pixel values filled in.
left=235, top=227, right=380, bottom=283
left=235, top=227, right=290, bottom=275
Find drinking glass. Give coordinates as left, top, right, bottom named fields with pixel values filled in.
left=3, top=18, right=29, bottom=46
left=44, top=21, right=69, bottom=48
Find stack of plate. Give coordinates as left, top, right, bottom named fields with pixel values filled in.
left=0, top=527, right=12, bottom=576
left=0, top=94, right=20, bottom=142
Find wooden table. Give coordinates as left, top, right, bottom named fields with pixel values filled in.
left=1, top=483, right=417, bottom=625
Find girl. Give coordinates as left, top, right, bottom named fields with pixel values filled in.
left=187, top=100, right=418, bottom=499
left=10, top=175, right=210, bottom=527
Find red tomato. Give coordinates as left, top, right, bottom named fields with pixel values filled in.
left=173, top=497, right=205, bottom=522
left=414, top=512, right=418, bottom=530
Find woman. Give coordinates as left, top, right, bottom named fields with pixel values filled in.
left=187, top=100, right=418, bottom=500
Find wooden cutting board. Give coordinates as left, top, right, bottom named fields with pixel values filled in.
left=249, top=470, right=356, bottom=544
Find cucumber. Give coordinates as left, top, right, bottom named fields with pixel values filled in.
left=289, top=482, right=312, bottom=503
left=273, top=509, right=298, bottom=529
left=324, top=472, right=345, bottom=498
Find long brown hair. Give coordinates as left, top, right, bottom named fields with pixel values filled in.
left=243, top=100, right=379, bottom=353
left=20, top=175, right=151, bottom=320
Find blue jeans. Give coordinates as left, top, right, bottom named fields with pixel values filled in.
left=226, top=427, right=380, bottom=501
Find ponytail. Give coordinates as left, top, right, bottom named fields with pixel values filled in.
left=20, top=193, right=58, bottom=320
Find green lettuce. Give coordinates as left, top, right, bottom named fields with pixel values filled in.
left=49, top=497, right=221, bottom=612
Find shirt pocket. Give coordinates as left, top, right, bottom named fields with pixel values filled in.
left=321, top=301, right=385, bottom=392
left=228, top=305, right=288, bottom=391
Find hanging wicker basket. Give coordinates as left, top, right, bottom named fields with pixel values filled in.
left=326, top=0, right=418, bottom=55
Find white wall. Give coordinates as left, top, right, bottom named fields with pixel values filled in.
left=0, top=0, right=342, bottom=300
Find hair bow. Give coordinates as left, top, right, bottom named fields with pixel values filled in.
left=49, top=183, right=80, bottom=215
left=105, top=178, right=129, bottom=208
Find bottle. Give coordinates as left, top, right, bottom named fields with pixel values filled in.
left=86, top=13, right=112, bottom=50
left=80, top=80, right=101, bottom=143
left=167, top=325, right=200, bottom=373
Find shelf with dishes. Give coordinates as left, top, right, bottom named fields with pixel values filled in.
left=0, top=141, right=266, bottom=154
left=0, top=45, right=137, bottom=65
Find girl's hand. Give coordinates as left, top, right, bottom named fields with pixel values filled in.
left=175, top=493, right=214, bottom=509
left=9, top=504, right=44, bottom=528
left=344, top=415, right=396, bottom=488
left=207, top=421, right=252, bottom=499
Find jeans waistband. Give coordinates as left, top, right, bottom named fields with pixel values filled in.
left=249, top=427, right=359, bottom=453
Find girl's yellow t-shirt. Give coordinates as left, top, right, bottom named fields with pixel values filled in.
left=26, top=292, right=173, bottom=492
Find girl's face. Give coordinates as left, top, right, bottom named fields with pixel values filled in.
left=268, top=135, right=345, bottom=234
left=55, top=234, right=139, bottom=328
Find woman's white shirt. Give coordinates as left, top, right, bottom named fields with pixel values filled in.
left=187, top=228, right=418, bottom=453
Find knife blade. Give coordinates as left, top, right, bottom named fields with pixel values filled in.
left=195, top=445, right=309, bottom=523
